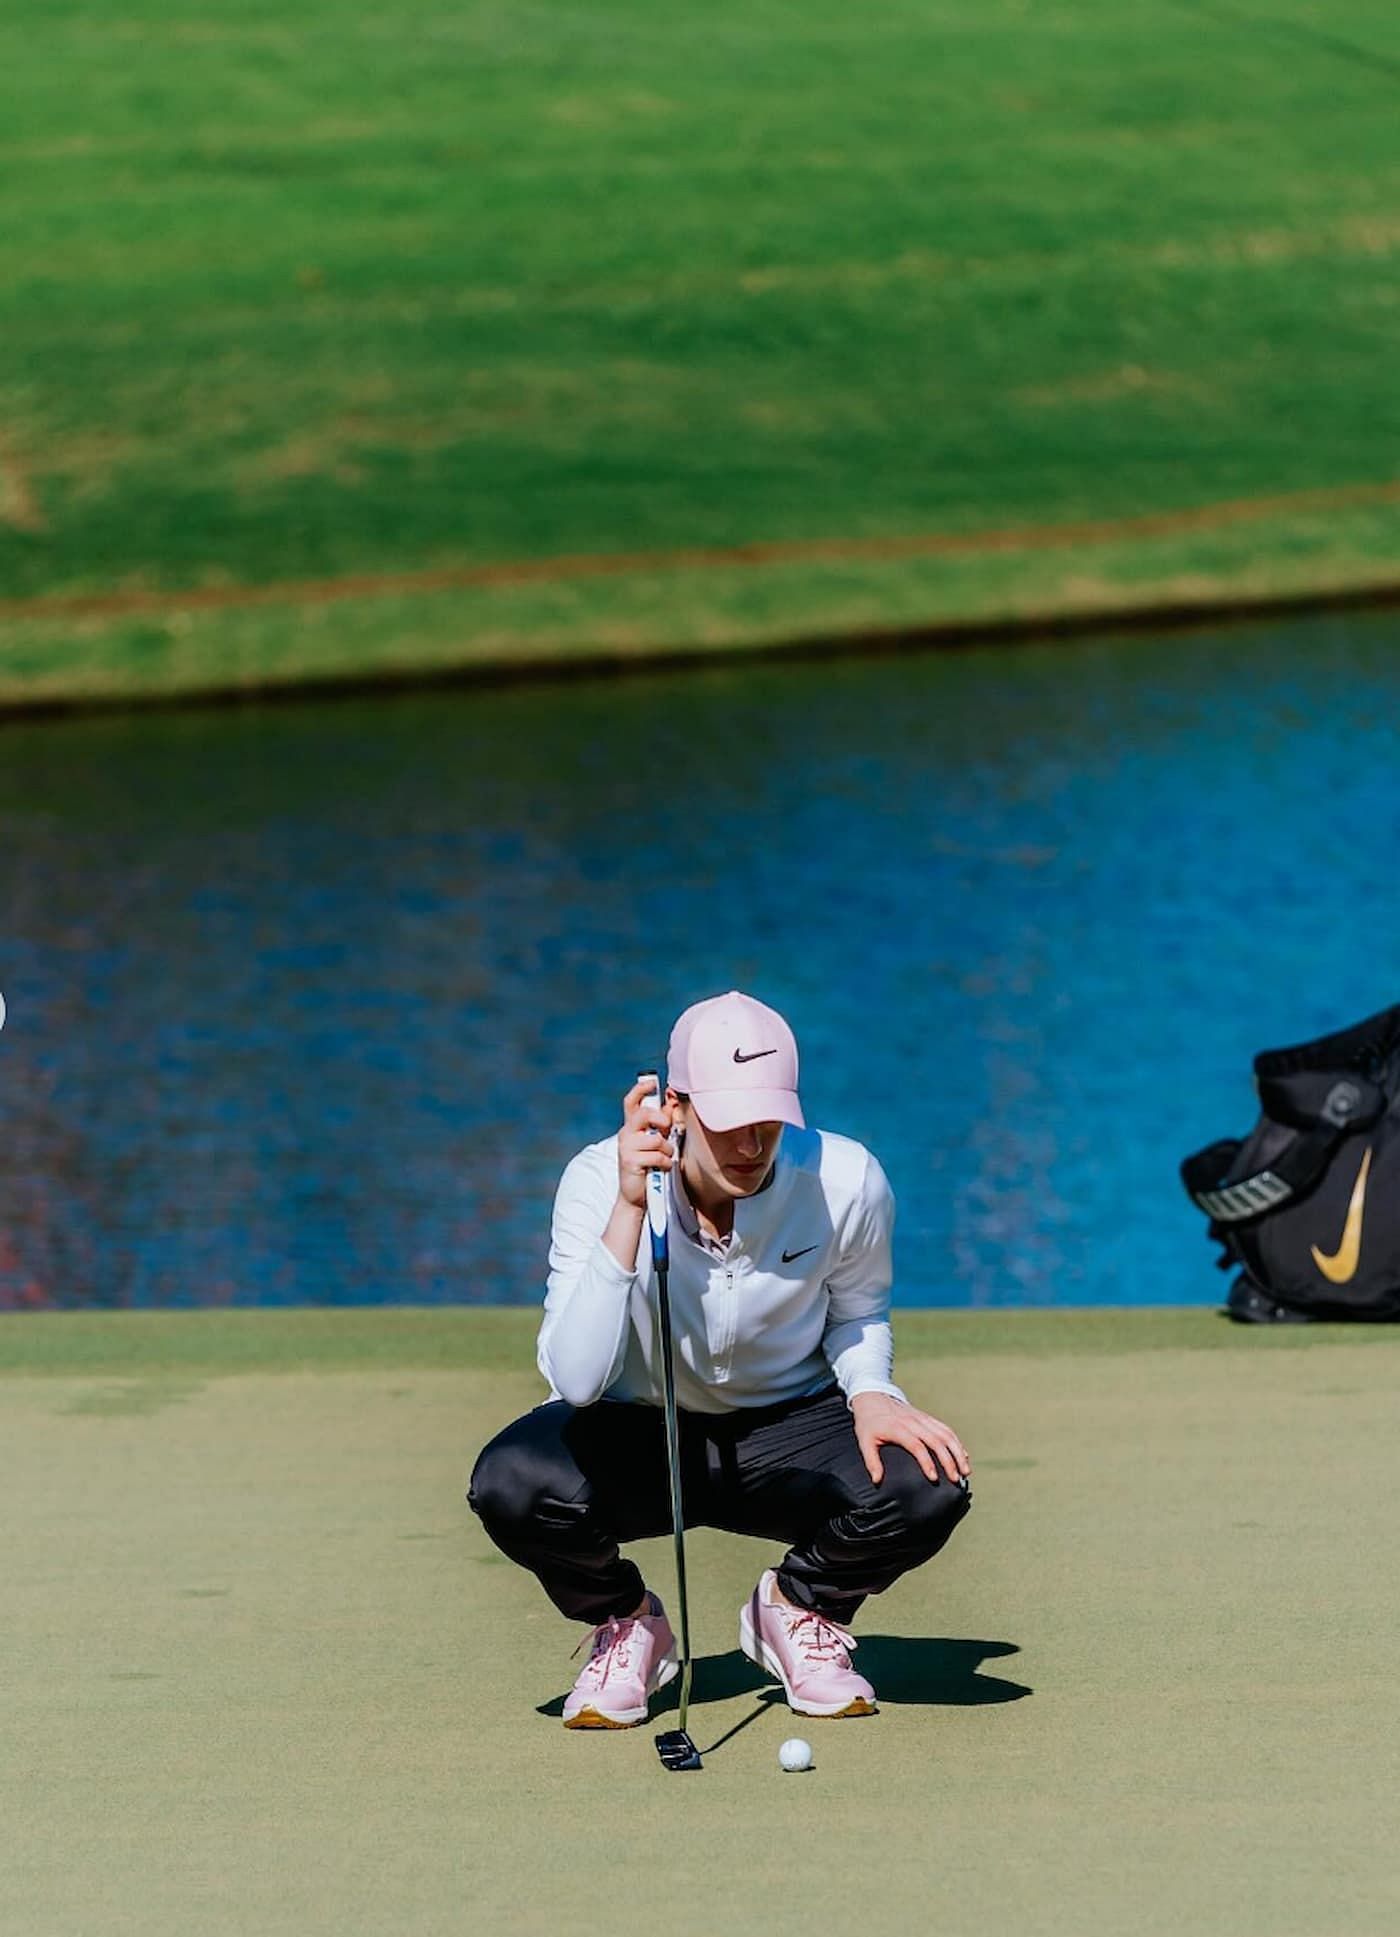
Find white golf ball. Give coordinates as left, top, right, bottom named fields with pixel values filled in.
left=778, top=1737, right=813, bottom=1773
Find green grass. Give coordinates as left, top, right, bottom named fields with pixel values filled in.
left=7, top=1306, right=1400, bottom=1936
left=2, top=0, right=1400, bottom=705
left=8, top=1303, right=1400, bottom=1378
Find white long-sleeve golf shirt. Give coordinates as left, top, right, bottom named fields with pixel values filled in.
left=537, top=1125, right=908, bottom=1414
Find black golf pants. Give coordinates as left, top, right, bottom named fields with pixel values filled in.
left=468, top=1384, right=971, bottom=1627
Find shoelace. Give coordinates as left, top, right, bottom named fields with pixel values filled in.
left=778, top=1606, right=857, bottom=1667
left=571, top=1614, right=640, bottom=1689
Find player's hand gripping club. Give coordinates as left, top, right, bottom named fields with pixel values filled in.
left=600, top=1076, right=677, bottom=1274
left=615, top=1074, right=677, bottom=1207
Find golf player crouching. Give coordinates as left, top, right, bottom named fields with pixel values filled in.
left=469, top=991, right=972, bottom=1727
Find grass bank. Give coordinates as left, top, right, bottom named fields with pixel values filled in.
left=6, top=1307, right=1400, bottom=1935
left=2, top=1, right=1399, bottom=708
left=6, top=1302, right=1400, bottom=1378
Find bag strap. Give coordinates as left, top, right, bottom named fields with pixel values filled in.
left=1180, top=1122, right=1353, bottom=1225
left=1182, top=1006, right=1398, bottom=1226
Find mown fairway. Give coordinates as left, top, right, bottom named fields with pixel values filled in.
left=7, top=1308, right=1400, bottom=1936
left=1, top=1, right=1399, bottom=704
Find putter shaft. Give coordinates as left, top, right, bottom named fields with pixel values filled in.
left=653, top=1255, right=693, bottom=1732
left=642, top=1069, right=701, bottom=1771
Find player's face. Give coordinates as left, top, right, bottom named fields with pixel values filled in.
left=671, top=1093, right=784, bottom=1200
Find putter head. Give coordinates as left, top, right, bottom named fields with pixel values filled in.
left=654, top=1728, right=703, bottom=1772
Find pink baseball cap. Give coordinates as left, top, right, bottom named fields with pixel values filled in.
left=667, top=991, right=805, bottom=1132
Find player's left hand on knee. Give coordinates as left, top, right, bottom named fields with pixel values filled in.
left=850, top=1392, right=971, bottom=1487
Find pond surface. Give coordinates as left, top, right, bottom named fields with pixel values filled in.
left=1, top=611, right=1397, bottom=1312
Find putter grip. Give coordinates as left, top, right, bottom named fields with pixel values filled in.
left=638, top=1069, right=669, bottom=1267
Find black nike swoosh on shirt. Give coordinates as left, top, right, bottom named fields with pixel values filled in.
left=732, top=1046, right=778, bottom=1063
left=781, top=1245, right=819, bottom=1264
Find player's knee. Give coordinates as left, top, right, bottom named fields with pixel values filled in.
left=880, top=1449, right=973, bottom=1547
left=466, top=1435, right=539, bottom=1534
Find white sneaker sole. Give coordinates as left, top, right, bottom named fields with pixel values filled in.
left=562, top=1647, right=680, bottom=1729
left=738, top=1604, right=878, bottom=1719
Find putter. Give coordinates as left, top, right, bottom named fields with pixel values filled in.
left=641, top=1066, right=702, bottom=1774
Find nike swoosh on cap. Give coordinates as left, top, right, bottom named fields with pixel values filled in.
left=781, top=1245, right=818, bottom=1263
left=732, top=1047, right=778, bottom=1064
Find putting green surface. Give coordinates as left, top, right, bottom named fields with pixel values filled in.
left=7, top=1308, right=1400, bottom=1935
left=3, top=1, right=1400, bottom=706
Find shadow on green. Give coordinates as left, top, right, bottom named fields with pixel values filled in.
left=536, top=1636, right=1030, bottom=1741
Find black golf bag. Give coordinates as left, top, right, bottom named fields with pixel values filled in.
left=1181, top=1004, right=1400, bottom=1322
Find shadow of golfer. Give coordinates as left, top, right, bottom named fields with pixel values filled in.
left=853, top=1635, right=1030, bottom=1706
left=536, top=1636, right=1030, bottom=1745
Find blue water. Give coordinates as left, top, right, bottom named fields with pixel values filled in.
left=0, top=610, right=1396, bottom=1311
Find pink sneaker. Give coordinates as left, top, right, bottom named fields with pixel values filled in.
left=562, top=1593, right=679, bottom=1729
left=739, top=1570, right=877, bottom=1718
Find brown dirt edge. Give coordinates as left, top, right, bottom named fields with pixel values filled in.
left=7, top=477, right=1400, bottom=629
left=3, top=570, right=1400, bottom=729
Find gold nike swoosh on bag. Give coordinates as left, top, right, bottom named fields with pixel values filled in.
left=1310, top=1147, right=1373, bottom=1285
